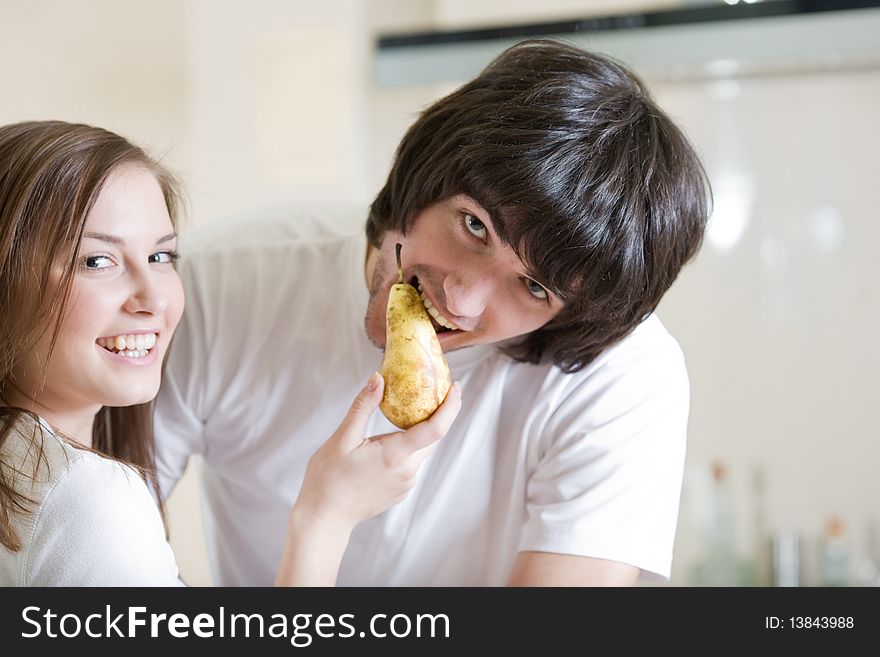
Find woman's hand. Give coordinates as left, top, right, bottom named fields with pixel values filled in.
left=296, top=371, right=461, bottom=530
left=275, top=372, right=461, bottom=586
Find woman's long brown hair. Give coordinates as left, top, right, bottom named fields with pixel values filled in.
left=0, top=121, right=183, bottom=551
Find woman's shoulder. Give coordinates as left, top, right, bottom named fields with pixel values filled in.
left=2, top=414, right=104, bottom=486
left=1, top=415, right=179, bottom=586
left=2, top=413, right=154, bottom=520
left=27, top=445, right=180, bottom=586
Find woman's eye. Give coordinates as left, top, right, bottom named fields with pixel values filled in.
left=149, top=250, right=180, bottom=265
left=82, top=255, right=114, bottom=270
left=525, top=278, right=549, bottom=300
left=464, top=214, right=488, bottom=241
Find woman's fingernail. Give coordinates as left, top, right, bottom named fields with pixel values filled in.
left=366, top=371, right=381, bottom=391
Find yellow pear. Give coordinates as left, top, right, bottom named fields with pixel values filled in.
left=379, top=243, right=452, bottom=429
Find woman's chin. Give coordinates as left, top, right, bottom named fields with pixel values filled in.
left=103, top=385, right=160, bottom=408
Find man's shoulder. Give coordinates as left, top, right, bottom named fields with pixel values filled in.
left=181, top=200, right=368, bottom=255
left=568, top=313, right=689, bottom=408
left=505, top=314, right=687, bottom=403
left=490, top=314, right=684, bottom=387
left=594, top=313, right=686, bottom=372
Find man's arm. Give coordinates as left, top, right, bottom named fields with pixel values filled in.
left=507, top=551, right=639, bottom=587
left=510, top=319, right=690, bottom=586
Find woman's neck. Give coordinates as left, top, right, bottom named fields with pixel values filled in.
left=1, top=385, right=97, bottom=448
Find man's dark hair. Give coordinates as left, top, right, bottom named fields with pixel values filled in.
left=367, top=38, right=710, bottom=372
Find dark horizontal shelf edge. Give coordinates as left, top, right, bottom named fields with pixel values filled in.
left=377, top=0, right=880, bottom=49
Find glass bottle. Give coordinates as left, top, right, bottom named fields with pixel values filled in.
left=819, top=515, right=850, bottom=587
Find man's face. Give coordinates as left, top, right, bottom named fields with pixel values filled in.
left=365, top=194, right=564, bottom=352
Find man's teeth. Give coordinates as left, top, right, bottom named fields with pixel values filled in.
left=97, top=333, right=157, bottom=358
left=417, top=285, right=459, bottom=331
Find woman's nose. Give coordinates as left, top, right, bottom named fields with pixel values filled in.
left=123, top=271, right=168, bottom=316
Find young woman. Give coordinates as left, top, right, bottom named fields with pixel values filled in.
left=0, top=120, right=460, bottom=586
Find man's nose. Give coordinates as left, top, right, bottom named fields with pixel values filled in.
left=443, top=273, right=494, bottom=318
left=122, top=269, right=168, bottom=316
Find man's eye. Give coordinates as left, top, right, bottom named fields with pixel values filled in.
left=464, top=214, right=488, bottom=241
left=149, top=250, right=180, bottom=265
left=525, top=278, right=548, bottom=300
left=82, top=255, right=113, bottom=270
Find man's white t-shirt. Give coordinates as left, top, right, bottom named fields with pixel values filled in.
left=155, top=208, right=690, bottom=586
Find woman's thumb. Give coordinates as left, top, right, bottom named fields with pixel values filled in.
left=335, top=372, right=384, bottom=447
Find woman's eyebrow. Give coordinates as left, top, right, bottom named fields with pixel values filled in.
left=83, top=232, right=124, bottom=245
left=83, top=232, right=177, bottom=245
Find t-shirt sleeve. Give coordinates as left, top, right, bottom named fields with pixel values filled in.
left=518, top=338, right=690, bottom=580
left=25, top=456, right=183, bottom=586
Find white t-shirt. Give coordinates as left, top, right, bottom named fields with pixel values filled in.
left=0, top=416, right=181, bottom=586
left=155, top=208, right=690, bottom=586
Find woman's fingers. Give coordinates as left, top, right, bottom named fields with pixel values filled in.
left=383, top=381, right=462, bottom=455
left=333, top=372, right=385, bottom=449
left=333, top=375, right=461, bottom=468
left=299, top=379, right=463, bottom=528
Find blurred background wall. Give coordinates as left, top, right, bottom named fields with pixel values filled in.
left=3, top=0, right=877, bottom=587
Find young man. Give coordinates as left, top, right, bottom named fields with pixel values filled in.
left=155, top=39, right=709, bottom=586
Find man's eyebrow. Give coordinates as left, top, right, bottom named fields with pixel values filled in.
left=525, top=268, right=564, bottom=299
left=83, top=232, right=177, bottom=245
left=485, top=213, right=507, bottom=241
left=459, top=198, right=565, bottom=298
left=459, top=199, right=506, bottom=241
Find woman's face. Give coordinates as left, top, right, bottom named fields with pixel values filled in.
left=9, top=163, right=184, bottom=419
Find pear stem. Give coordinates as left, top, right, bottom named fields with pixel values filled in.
left=395, top=243, right=403, bottom=284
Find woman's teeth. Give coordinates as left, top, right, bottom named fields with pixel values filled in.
left=97, top=333, right=157, bottom=358
left=417, top=284, right=459, bottom=331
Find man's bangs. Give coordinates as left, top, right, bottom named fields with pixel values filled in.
left=487, top=203, right=584, bottom=304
